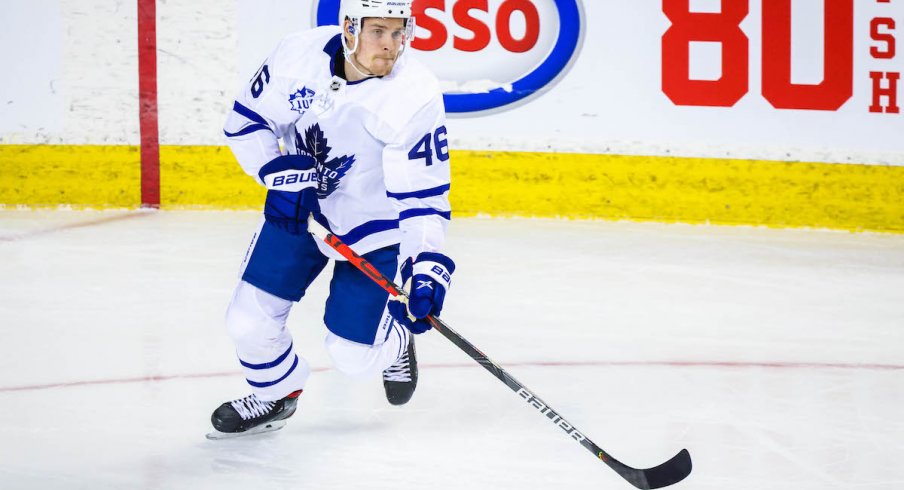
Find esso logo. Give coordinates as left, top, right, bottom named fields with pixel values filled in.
left=314, top=0, right=584, bottom=115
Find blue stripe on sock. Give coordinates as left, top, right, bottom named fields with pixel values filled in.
left=246, top=355, right=300, bottom=388
left=240, top=342, right=293, bottom=370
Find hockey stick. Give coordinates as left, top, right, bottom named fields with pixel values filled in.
left=306, top=216, right=692, bottom=489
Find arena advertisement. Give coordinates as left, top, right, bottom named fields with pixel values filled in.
left=309, top=0, right=901, bottom=164
left=315, top=0, right=585, bottom=115
left=2, top=0, right=902, bottom=165
left=662, top=0, right=893, bottom=112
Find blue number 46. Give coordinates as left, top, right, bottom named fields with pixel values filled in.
left=408, top=126, right=449, bottom=166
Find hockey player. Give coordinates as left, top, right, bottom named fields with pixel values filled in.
left=208, top=0, right=454, bottom=438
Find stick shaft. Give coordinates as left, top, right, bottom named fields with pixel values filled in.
left=306, top=217, right=691, bottom=489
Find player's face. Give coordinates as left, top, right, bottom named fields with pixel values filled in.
left=349, top=18, right=407, bottom=76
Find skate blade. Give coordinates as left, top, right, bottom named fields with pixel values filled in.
left=205, top=420, right=287, bottom=440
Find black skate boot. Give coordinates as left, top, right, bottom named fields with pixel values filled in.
left=206, top=390, right=302, bottom=440
left=383, top=335, right=418, bottom=406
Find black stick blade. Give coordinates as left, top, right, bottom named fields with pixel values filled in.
left=637, top=448, right=692, bottom=489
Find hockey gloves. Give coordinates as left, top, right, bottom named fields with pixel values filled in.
left=259, top=155, right=320, bottom=235
left=388, top=252, right=455, bottom=334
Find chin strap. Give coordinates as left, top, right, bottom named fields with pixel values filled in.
left=343, top=49, right=377, bottom=79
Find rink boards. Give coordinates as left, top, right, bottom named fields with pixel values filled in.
left=2, top=1, right=904, bottom=232
left=1, top=144, right=902, bottom=233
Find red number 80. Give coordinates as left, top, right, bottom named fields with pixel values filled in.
left=662, top=0, right=853, bottom=111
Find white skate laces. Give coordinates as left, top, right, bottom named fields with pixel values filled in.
left=383, top=351, right=412, bottom=382
left=229, top=394, right=276, bottom=420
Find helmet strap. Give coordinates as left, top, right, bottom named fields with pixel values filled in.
left=340, top=17, right=374, bottom=78
left=344, top=50, right=378, bottom=79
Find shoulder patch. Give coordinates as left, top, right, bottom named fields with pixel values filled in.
left=289, top=87, right=317, bottom=115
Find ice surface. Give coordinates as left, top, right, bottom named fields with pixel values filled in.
left=1, top=210, right=902, bottom=490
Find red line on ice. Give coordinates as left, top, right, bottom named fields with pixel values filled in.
left=1, top=360, right=901, bottom=393
left=0, top=211, right=152, bottom=242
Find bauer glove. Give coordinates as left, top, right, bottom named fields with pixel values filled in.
left=259, top=155, right=320, bottom=235
left=387, top=252, right=455, bottom=334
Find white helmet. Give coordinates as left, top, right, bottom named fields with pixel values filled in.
left=339, top=0, right=413, bottom=25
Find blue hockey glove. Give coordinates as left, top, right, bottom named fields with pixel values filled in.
left=387, top=252, right=455, bottom=334
left=259, top=155, right=320, bottom=235
left=387, top=300, right=431, bottom=334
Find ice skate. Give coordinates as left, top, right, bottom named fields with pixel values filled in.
left=206, top=390, right=302, bottom=440
left=383, top=335, right=418, bottom=405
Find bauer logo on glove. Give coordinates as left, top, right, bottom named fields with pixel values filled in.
left=258, top=154, right=321, bottom=235
left=258, top=154, right=319, bottom=192
left=265, top=169, right=318, bottom=191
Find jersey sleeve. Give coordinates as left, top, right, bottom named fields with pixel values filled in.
left=382, top=93, right=452, bottom=262
left=223, top=37, right=301, bottom=184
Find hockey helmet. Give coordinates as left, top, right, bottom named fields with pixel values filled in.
left=339, top=0, right=413, bottom=25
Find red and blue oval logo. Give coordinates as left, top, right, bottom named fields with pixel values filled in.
left=314, top=0, right=584, bottom=115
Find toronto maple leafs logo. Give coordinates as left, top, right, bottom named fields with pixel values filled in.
left=295, top=124, right=355, bottom=198
left=288, top=87, right=316, bottom=115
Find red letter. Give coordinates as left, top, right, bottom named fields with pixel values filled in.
left=762, top=0, right=853, bottom=111
left=453, top=0, right=491, bottom=52
left=662, top=0, right=749, bottom=107
left=870, top=18, right=896, bottom=60
left=411, top=0, right=448, bottom=51
left=496, top=0, right=540, bottom=53
left=870, top=71, right=900, bottom=114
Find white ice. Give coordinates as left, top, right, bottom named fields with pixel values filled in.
left=1, top=210, right=902, bottom=490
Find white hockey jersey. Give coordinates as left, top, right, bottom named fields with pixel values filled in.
left=224, top=26, right=451, bottom=262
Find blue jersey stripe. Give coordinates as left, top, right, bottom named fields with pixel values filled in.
left=246, top=355, right=300, bottom=388
left=399, top=208, right=452, bottom=221
left=386, top=184, right=451, bottom=200
left=311, top=208, right=450, bottom=247
left=233, top=101, right=269, bottom=126
left=224, top=123, right=272, bottom=138
left=340, top=219, right=399, bottom=245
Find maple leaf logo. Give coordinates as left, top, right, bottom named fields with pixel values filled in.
left=295, top=124, right=355, bottom=198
